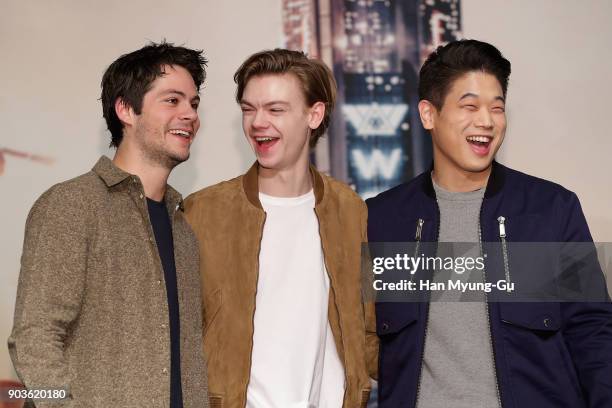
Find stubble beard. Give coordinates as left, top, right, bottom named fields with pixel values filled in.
left=135, top=124, right=188, bottom=170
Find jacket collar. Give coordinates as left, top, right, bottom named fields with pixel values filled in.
left=92, top=155, right=184, bottom=212
left=93, top=155, right=131, bottom=187
left=242, top=161, right=325, bottom=210
left=422, top=160, right=505, bottom=199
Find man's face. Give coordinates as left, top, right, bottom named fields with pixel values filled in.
left=240, top=73, right=315, bottom=171
left=423, top=71, right=507, bottom=176
left=131, top=65, right=200, bottom=169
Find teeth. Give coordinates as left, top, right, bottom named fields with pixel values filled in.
left=169, top=129, right=190, bottom=137
left=255, top=137, right=275, bottom=142
left=467, top=136, right=491, bottom=143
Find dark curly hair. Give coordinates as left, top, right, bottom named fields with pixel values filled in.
left=101, top=41, right=207, bottom=147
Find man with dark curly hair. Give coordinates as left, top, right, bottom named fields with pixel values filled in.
left=9, top=41, right=209, bottom=408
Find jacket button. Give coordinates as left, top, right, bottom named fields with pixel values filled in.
left=161, top=323, right=166, bottom=329
left=543, top=318, right=552, bottom=328
left=162, top=367, right=168, bottom=374
left=382, top=322, right=390, bottom=332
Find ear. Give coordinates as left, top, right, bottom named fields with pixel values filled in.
left=418, top=100, right=436, bottom=130
left=307, top=101, right=326, bottom=130
left=114, top=98, right=136, bottom=127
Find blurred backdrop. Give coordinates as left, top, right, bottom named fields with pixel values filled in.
left=1, top=0, right=611, bottom=385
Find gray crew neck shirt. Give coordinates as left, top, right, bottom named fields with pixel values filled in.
left=416, top=178, right=500, bottom=408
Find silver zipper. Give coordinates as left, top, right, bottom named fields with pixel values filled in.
left=497, top=216, right=512, bottom=292
left=414, top=218, right=424, bottom=258
left=411, top=219, right=424, bottom=284
left=413, top=216, right=431, bottom=408
left=479, top=220, right=503, bottom=408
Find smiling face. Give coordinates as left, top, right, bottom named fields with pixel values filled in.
left=240, top=73, right=324, bottom=172
left=127, top=64, right=200, bottom=169
left=419, top=70, right=507, bottom=181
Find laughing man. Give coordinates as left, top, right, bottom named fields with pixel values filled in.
left=367, top=40, right=612, bottom=407
left=185, top=49, right=377, bottom=408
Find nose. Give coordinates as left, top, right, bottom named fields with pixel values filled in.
left=251, top=109, right=269, bottom=129
left=179, top=102, right=198, bottom=122
left=474, top=108, right=494, bottom=129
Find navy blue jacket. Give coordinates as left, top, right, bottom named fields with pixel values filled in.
left=366, top=162, right=612, bottom=408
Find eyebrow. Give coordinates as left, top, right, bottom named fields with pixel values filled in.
left=240, top=100, right=290, bottom=107
left=458, top=92, right=505, bottom=103
left=160, top=89, right=200, bottom=102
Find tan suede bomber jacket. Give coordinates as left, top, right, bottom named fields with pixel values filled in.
left=184, top=163, right=378, bottom=408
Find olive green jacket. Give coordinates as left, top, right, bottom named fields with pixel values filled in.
left=184, top=163, right=378, bottom=408
left=8, top=156, right=209, bottom=408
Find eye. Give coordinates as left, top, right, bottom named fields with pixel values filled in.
left=165, top=97, right=178, bottom=104
left=191, top=102, right=200, bottom=110
left=270, top=107, right=285, bottom=113
left=492, top=106, right=505, bottom=113
left=462, top=104, right=478, bottom=111
left=240, top=105, right=253, bottom=113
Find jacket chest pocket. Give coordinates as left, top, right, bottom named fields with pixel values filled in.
left=375, top=302, right=421, bottom=398
left=499, top=302, right=560, bottom=332
left=498, top=302, right=585, bottom=404
left=485, top=214, right=564, bottom=300
left=498, top=213, right=551, bottom=242
left=376, top=302, right=419, bottom=336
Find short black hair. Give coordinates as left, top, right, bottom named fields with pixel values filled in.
left=419, top=39, right=511, bottom=110
left=101, top=41, right=208, bottom=148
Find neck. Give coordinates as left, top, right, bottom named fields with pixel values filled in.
left=113, top=144, right=170, bottom=202
left=432, top=162, right=492, bottom=193
left=258, top=159, right=312, bottom=197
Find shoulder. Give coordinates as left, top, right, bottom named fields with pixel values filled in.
left=499, top=164, right=592, bottom=240
left=183, top=174, right=244, bottom=213
left=500, top=163, right=576, bottom=202
left=366, top=171, right=429, bottom=212
left=321, top=172, right=366, bottom=212
left=29, top=171, right=101, bottom=216
left=25, top=171, right=102, bottom=233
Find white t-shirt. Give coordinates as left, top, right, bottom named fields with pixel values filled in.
left=246, top=190, right=345, bottom=408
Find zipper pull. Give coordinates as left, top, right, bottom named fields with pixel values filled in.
left=497, top=216, right=506, bottom=238
left=415, top=219, right=424, bottom=241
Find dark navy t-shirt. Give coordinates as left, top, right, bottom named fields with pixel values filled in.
left=147, top=198, right=183, bottom=408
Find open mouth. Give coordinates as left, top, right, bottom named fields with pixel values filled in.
left=466, top=135, right=492, bottom=155
left=254, top=136, right=279, bottom=146
left=169, top=129, right=193, bottom=140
